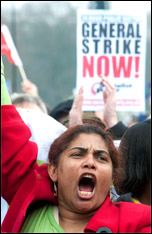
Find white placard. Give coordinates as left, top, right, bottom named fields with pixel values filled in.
left=77, top=10, right=147, bottom=111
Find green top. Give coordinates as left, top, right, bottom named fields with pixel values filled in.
left=20, top=201, right=65, bottom=233
left=1, top=57, right=11, bottom=105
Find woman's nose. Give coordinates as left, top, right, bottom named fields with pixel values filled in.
left=82, top=154, right=96, bottom=170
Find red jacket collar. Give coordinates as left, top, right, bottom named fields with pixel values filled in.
left=85, top=195, right=118, bottom=233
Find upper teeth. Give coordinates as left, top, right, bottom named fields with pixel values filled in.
left=83, top=174, right=93, bottom=178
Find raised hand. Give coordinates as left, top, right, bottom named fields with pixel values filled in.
left=95, top=74, right=118, bottom=128
left=69, top=86, right=84, bottom=127
left=21, top=79, right=39, bottom=97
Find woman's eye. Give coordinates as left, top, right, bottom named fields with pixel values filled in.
left=97, top=156, right=107, bottom=161
left=71, top=153, right=82, bottom=157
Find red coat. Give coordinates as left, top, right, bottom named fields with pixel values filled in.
left=1, top=105, right=151, bottom=233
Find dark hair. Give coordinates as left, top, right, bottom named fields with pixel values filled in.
left=49, top=99, right=73, bottom=122
left=82, top=117, right=106, bottom=130
left=115, top=119, right=151, bottom=195
left=48, top=123, right=121, bottom=182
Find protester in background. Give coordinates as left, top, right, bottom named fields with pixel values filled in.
left=50, top=98, right=106, bottom=129
left=127, top=112, right=150, bottom=127
left=11, top=92, right=48, bottom=114
left=11, top=82, right=66, bottom=163
left=115, top=119, right=151, bottom=206
left=21, top=75, right=127, bottom=140
left=21, top=79, right=51, bottom=113
left=50, top=98, right=74, bottom=126
left=68, top=75, right=127, bottom=140
left=21, top=79, right=39, bottom=97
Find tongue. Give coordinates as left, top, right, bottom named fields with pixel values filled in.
left=79, top=184, right=92, bottom=192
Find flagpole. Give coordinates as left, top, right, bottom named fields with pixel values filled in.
left=18, top=65, right=28, bottom=81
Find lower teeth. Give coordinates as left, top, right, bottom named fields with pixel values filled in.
left=80, top=191, right=92, bottom=196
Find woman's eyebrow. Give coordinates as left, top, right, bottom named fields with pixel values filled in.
left=94, top=150, right=110, bottom=157
left=70, top=147, right=87, bottom=152
left=70, top=147, right=110, bottom=156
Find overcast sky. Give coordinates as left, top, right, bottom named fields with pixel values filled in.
left=1, top=1, right=151, bottom=12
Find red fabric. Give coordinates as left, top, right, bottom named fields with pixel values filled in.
left=1, top=25, right=16, bottom=65
left=1, top=105, right=151, bottom=233
left=85, top=198, right=151, bottom=233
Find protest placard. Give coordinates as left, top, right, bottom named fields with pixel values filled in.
left=76, top=10, right=147, bottom=111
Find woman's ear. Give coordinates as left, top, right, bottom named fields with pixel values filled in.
left=48, top=163, right=58, bottom=182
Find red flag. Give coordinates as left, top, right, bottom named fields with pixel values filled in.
left=1, top=24, right=22, bottom=66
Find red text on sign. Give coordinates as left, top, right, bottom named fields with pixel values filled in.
left=83, top=56, right=140, bottom=78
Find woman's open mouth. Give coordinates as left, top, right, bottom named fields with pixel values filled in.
left=77, top=173, right=96, bottom=199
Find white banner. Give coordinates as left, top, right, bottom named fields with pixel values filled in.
left=76, top=10, right=147, bottom=111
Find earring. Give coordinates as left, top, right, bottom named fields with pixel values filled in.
left=54, top=183, right=58, bottom=197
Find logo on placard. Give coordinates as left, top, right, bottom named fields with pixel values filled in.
left=91, top=82, right=104, bottom=95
